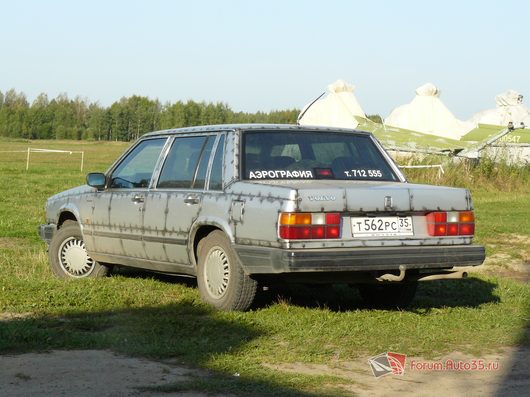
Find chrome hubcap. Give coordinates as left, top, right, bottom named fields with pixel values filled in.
left=58, top=237, right=95, bottom=277
left=204, top=246, right=230, bottom=299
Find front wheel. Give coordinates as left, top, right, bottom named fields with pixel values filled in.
left=358, top=282, right=417, bottom=309
left=197, top=231, right=257, bottom=311
left=49, top=220, right=110, bottom=279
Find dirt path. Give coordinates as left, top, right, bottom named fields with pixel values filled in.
left=1, top=347, right=529, bottom=396
left=0, top=350, right=216, bottom=397
left=267, top=346, right=530, bottom=396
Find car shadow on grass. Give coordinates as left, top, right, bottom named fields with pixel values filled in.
left=112, top=265, right=199, bottom=287
left=251, top=277, right=500, bottom=312
left=0, top=302, right=322, bottom=397
left=111, top=267, right=501, bottom=312
left=412, top=277, right=501, bottom=310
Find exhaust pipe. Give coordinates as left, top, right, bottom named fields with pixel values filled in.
left=375, top=267, right=469, bottom=283
left=376, top=265, right=407, bottom=282
left=415, top=270, right=468, bottom=281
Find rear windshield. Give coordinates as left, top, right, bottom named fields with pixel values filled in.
left=242, top=131, right=398, bottom=181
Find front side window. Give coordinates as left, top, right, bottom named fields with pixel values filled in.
left=242, top=131, right=398, bottom=181
left=110, top=138, right=166, bottom=188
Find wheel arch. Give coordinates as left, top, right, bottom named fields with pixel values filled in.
left=57, top=210, right=78, bottom=228
left=189, top=220, right=234, bottom=268
left=55, top=202, right=83, bottom=229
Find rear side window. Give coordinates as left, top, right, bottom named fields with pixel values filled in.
left=242, top=131, right=398, bottom=181
left=158, top=136, right=209, bottom=188
left=209, top=135, right=225, bottom=190
left=192, top=137, right=216, bottom=189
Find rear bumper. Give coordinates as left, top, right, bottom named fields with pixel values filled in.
left=234, top=244, right=485, bottom=274
left=38, top=223, right=57, bottom=244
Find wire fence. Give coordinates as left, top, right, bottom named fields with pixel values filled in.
left=0, top=148, right=85, bottom=171
left=399, top=164, right=445, bottom=178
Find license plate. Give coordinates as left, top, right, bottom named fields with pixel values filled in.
left=350, top=216, right=414, bottom=237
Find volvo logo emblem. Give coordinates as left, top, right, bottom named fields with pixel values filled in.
left=308, top=195, right=336, bottom=201
left=384, top=196, right=393, bottom=210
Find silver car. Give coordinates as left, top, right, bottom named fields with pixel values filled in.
left=39, top=124, right=485, bottom=310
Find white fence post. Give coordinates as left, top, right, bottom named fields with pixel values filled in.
left=1, top=148, right=85, bottom=171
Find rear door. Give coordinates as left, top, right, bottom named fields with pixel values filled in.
left=142, top=134, right=217, bottom=265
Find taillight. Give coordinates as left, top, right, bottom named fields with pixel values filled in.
left=279, top=212, right=341, bottom=239
left=426, top=211, right=475, bottom=236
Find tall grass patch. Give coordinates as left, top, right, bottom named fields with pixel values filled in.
left=401, top=155, right=529, bottom=193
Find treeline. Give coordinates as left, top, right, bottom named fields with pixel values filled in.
left=0, top=89, right=299, bottom=141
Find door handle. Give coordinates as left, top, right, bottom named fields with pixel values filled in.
left=132, top=194, right=145, bottom=204
left=184, top=194, right=201, bottom=205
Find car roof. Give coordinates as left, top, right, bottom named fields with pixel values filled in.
left=142, top=123, right=373, bottom=137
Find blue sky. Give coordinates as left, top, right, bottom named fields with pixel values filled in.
left=1, top=0, right=529, bottom=119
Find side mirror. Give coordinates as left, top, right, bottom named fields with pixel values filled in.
left=86, top=172, right=106, bottom=190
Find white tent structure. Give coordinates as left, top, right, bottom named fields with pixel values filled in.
left=470, top=90, right=530, bottom=128
left=385, top=83, right=476, bottom=140
left=298, top=80, right=366, bottom=129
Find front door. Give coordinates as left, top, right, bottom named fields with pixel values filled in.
left=89, top=138, right=167, bottom=260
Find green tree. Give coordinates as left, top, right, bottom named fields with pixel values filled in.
left=159, top=101, right=188, bottom=129
left=72, top=96, right=89, bottom=140
left=109, top=98, right=130, bottom=141
left=184, top=100, right=202, bottom=126
left=0, top=89, right=29, bottom=138
left=126, top=96, right=161, bottom=140
left=85, top=103, right=110, bottom=140
left=29, top=93, right=53, bottom=139
left=0, top=89, right=301, bottom=140
left=367, top=114, right=383, bottom=124
left=49, top=93, right=79, bottom=139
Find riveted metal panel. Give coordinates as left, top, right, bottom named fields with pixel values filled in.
left=143, top=191, right=201, bottom=265
left=344, top=183, right=411, bottom=212
left=226, top=181, right=297, bottom=247
left=407, top=183, right=470, bottom=211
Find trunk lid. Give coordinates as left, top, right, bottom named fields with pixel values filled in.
left=262, top=180, right=471, bottom=213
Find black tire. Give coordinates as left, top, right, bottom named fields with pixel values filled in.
left=358, top=282, right=417, bottom=309
left=49, top=220, right=110, bottom=279
left=197, top=231, right=257, bottom=311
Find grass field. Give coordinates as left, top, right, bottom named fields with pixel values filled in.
left=357, top=118, right=469, bottom=151
left=461, top=124, right=530, bottom=144
left=357, top=118, right=530, bottom=149
left=0, top=139, right=529, bottom=396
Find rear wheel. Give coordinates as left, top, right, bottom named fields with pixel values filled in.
left=358, top=282, right=417, bottom=309
left=197, top=231, right=257, bottom=311
left=49, top=220, right=110, bottom=279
